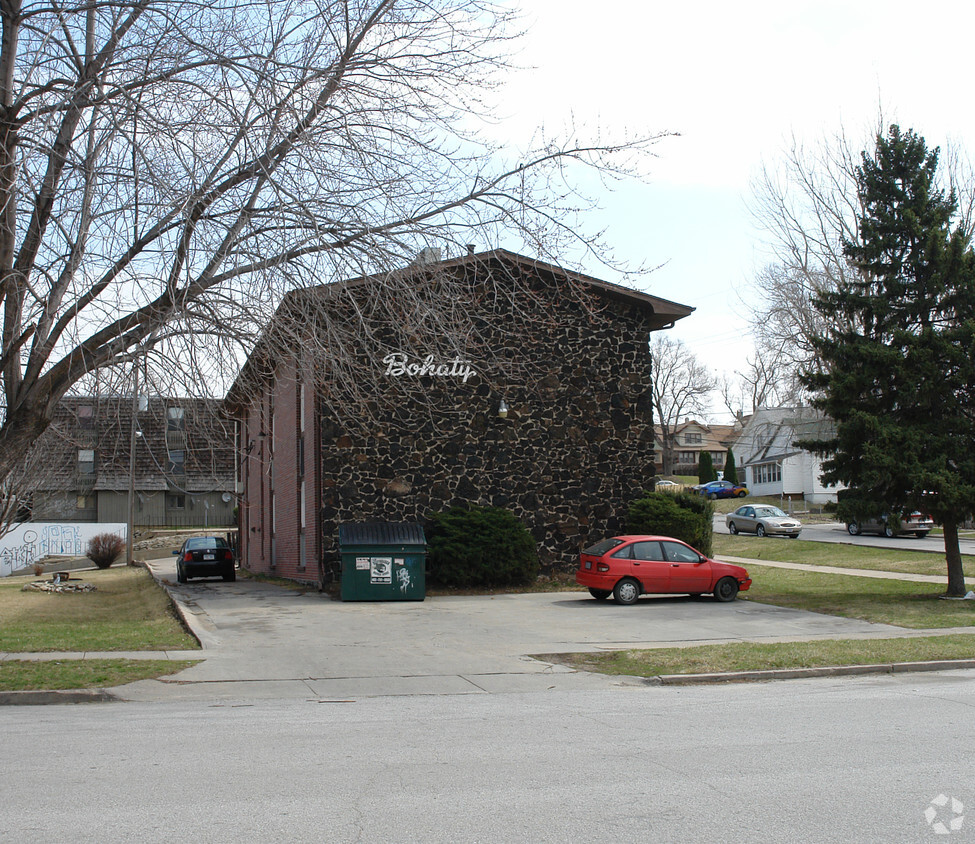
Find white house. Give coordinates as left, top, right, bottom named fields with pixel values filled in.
left=732, top=406, right=844, bottom=505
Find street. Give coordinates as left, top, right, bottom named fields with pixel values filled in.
left=4, top=671, right=975, bottom=842
left=713, top=515, right=975, bottom=556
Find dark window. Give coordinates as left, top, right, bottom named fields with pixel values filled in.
left=630, top=541, right=665, bottom=561
left=662, top=541, right=702, bottom=563
left=167, top=493, right=185, bottom=510
left=78, top=405, right=94, bottom=429
left=78, top=449, right=95, bottom=475
left=583, top=538, right=624, bottom=555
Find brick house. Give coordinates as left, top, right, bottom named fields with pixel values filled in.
left=224, top=249, right=693, bottom=585
left=29, top=396, right=236, bottom=527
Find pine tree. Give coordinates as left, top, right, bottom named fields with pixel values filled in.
left=802, top=125, right=975, bottom=596
left=698, top=451, right=715, bottom=484
left=723, top=450, right=738, bottom=484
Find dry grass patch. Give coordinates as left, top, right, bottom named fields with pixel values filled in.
left=542, top=634, right=975, bottom=678
left=0, top=567, right=198, bottom=652
left=0, top=658, right=200, bottom=691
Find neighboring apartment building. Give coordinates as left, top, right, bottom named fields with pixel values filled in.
left=28, top=396, right=236, bottom=527
left=224, top=248, right=694, bottom=585
left=732, top=406, right=843, bottom=504
left=654, top=419, right=743, bottom=477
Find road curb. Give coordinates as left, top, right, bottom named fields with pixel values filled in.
left=0, top=689, right=120, bottom=706
left=646, top=659, right=975, bottom=685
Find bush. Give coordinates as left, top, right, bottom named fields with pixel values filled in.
left=86, top=533, right=125, bottom=569
left=723, top=449, right=738, bottom=484
left=425, top=505, right=539, bottom=588
left=627, top=491, right=714, bottom=557
left=698, top=451, right=716, bottom=484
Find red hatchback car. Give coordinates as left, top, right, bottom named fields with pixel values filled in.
left=576, top=535, right=751, bottom=604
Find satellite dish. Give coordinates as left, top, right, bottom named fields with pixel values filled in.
left=221, top=492, right=232, bottom=503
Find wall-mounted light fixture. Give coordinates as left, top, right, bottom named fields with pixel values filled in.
left=497, top=399, right=509, bottom=419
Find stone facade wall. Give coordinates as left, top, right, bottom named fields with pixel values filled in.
left=316, top=261, right=658, bottom=575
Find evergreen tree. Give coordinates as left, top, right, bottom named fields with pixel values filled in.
left=802, top=125, right=975, bottom=596
left=723, top=449, right=738, bottom=484
left=698, top=451, right=715, bottom=484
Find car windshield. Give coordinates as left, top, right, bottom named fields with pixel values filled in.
left=186, top=537, right=228, bottom=551
left=754, top=507, right=787, bottom=518
left=582, top=538, right=625, bottom=555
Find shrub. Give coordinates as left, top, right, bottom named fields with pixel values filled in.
left=425, top=505, right=539, bottom=588
left=86, top=533, right=125, bottom=569
left=698, top=451, right=715, bottom=484
left=627, top=491, right=714, bottom=557
left=723, top=449, right=738, bottom=484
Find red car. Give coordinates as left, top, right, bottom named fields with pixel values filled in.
left=576, top=535, right=751, bottom=604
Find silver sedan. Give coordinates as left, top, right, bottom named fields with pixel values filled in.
left=726, top=505, right=802, bottom=538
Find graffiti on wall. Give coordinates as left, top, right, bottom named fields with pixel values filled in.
left=0, top=522, right=128, bottom=576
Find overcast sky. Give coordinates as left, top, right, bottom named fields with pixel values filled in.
left=493, top=0, right=975, bottom=420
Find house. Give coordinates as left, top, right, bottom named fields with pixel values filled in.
left=28, top=396, right=236, bottom=527
left=224, top=248, right=694, bottom=585
left=654, top=419, right=743, bottom=477
left=732, top=406, right=843, bottom=504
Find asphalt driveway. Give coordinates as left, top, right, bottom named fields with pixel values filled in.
left=114, top=555, right=908, bottom=703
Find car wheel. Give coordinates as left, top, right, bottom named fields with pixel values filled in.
left=847, top=522, right=861, bottom=536
left=756, top=524, right=766, bottom=537
left=737, top=490, right=747, bottom=497
left=223, top=568, right=236, bottom=582
left=177, top=565, right=187, bottom=584
left=916, top=531, right=930, bottom=538
left=613, top=579, right=640, bottom=605
left=884, top=525, right=895, bottom=538
left=588, top=588, right=610, bottom=601
left=728, top=521, right=738, bottom=535
left=713, top=577, right=739, bottom=602
left=708, top=492, right=716, bottom=500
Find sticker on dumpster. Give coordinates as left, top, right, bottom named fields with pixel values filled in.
left=394, top=558, right=405, bottom=566
left=371, top=557, right=392, bottom=584
left=356, top=557, right=370, bottom=570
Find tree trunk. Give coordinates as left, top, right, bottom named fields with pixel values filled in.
left=942, top=520, right=966, bottom=597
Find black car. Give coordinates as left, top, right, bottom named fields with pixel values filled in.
left=174, top=536, right=236, bottom=582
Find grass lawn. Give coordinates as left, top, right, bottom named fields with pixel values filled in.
left=744, top=563, right=975, bottom=628
left=0, top=658, right=200, bottom=691
left=542, top=634, right=975, bottom=679
left=0, top=566, right=199, bottom=653
left=713, top=532, right=975, bottom=578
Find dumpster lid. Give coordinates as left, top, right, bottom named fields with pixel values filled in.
left=338, top=522, right=426, bottom=546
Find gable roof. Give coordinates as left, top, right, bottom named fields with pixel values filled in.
left=225, top=248, right=694, bottom=413
left=733, top=406, right=833, bottom=466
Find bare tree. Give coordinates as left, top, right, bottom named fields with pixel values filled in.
left=747, top=121, right=975, bottom=387
left=0, top=0, right=670, bottom=531
left=718, top=353, right=784, bottom=419
left=650, top=335, right=716, bottom=476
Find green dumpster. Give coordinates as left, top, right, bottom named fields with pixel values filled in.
left=339, top=522, right=426, bottom=601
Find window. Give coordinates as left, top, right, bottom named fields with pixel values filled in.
left=752, top=462, right=782, bottom=485
left=78, top=405, right=94, bottom=429
left=662, top=541, right=702, bottom=563
left=76, top=494, right=95, bottom=509
left=676, top=451, right=696, bottom=464
left=683, top=432, right=702, bottom=444
left=711, top=451, right=724, bottom=466
left=167, top=406, right=185, bottom=431
left=78, top=449, right=95, bottom=475
left=168, top=449, right=185, bottom=475
left=167, top=493, right=185, bottom=510
left=297, top=434, right=305, bottom=477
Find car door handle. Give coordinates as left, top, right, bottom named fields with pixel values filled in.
left=671, top=564, right=680, bottom=567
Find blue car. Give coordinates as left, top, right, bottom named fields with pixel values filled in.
left=695, top=480, right=749, bottom=500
